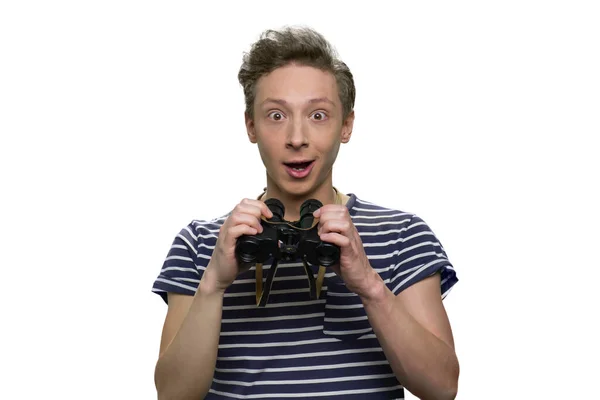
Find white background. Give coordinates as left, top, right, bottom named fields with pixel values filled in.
left=1, top=1, right=599, bottom=399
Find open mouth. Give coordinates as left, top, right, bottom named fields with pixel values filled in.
left=284, top=161, right=314, bottom=171
left=283, top=160, right=315, bottom=178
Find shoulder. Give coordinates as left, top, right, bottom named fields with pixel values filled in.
left=347, top=194, right=418, bottom=235
left=187, top=213, right=229, bottom=239
left=152, top=213, right=230, bottom=304
left=164, top=212, right=230, bottom=266
left=348, top=194, right=458, bottom=297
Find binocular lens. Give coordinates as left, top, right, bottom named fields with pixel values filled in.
left=317, top=243, right=339, bottom=267
left=236, top=239, right=260, bottom=264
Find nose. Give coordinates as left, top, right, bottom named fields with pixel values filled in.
left=286, top=118, right=308, bottom=149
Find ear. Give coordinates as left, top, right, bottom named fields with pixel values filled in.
left=340, top=110, right=355, bottom=143
left=245, top=112, right=257, bottom=144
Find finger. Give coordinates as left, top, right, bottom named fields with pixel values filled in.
left=259, top=201, right=274, bottom=219
left=224, top=224, right=259, bottom=246
left=313, top=203, right=345, bottom=216
left=235, top=201, right=268, bottom=219
left=241, top=198, right=274, bottom=219
left=318, top=231, right=351, bottom=248
left=315, top=205, right=349, bottom=221
left=229, top=212, right=264, bottom=233
left=232, top=201, right=272, bottom=229
left=318, top=219, right=353, bottom=236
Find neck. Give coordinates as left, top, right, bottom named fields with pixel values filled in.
left=261, top=176, right=341, bottom=222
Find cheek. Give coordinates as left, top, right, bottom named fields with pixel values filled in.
left=320, top=140, right=341, bottom=165
left=256, top=144, right=268, bottom=164
left=256, top=138, right=281, bottom=167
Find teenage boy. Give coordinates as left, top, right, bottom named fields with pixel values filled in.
left=153, top=26, right=459, bottom=400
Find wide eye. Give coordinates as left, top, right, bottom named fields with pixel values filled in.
left=268, top=111, right=285, bottom=121
left=311, top=111, right=328, bottom=121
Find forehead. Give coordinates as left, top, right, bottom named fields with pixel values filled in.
left=254, top=64, right=340, bottom=106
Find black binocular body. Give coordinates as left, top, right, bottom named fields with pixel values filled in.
left=235, top=198, right=340, bottom=268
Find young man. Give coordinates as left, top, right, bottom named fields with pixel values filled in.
left=152, top=26, right=459, bottom=400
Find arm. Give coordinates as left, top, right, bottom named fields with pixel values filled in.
left=154, top=198, right=272, bottom=400
left=313, top=205, right=459, bottom=399
left=361, top=271, right=459, bottom=400
left=154, top=269, right=225, bottom=400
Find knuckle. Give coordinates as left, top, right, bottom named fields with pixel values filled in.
left=231, top=214, right=245, bottom=225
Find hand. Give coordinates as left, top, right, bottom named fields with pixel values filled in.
left=204, top=198, right=273, bottom=293
left=313, top=205, right=382, bottom=300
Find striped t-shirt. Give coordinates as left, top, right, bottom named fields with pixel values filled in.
left=152, top=193, right=458, bottom=399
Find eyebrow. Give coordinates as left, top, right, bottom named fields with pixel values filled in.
left=260, top=97, right=335, bottom=107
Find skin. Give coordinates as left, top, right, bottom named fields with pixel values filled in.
left=245, top=63, right=354, bottom=221
left=155, top=63, right=459, bottom=400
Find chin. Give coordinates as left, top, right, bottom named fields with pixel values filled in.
left=283, top=185, right=312, bottom=198
left=284, top=180, right=324, bottom=199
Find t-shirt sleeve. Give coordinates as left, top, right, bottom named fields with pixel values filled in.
left=388, top=214, right=458, bottom=299
left=152, top=223, right=205, bottom=304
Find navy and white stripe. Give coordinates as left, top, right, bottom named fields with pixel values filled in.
left=152, top=194, right=458, bottom=399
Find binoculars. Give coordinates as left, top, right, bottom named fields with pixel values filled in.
left=235, top=198, right=340, bottom=307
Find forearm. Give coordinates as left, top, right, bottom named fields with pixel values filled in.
left=361, top=275, right=459, bottom=400
left=154, top=273, right=224, bottom=400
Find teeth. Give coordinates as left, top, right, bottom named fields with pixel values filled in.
left=292, top=167, right=305, bottom=171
